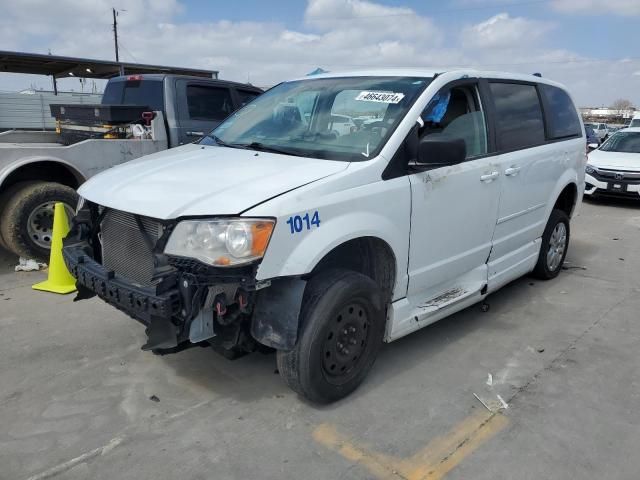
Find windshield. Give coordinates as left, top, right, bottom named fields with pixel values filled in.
left=631, top=119, right=640, bottom=128
left=200, top=76, right=431, bottom=161
left=600, top=132, right=640, bottom=153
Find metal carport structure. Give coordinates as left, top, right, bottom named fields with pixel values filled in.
left=0, top=50, right=218, bottom=94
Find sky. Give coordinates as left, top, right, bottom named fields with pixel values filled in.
left=0, top=0, right=638, bottom=107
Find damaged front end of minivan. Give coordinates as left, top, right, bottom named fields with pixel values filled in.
left=62, top=201, right=306, bottom=356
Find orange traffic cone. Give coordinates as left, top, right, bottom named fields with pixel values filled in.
left=32, top=202, right=77, bottom=294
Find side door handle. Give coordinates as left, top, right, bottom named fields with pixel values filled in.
left=480, top=171, right=500, bottom=183
left=186, top=131, right=204, bottom=137
left=504, top=166, right=521, bottom=177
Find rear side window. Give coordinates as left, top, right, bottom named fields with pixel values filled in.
left=186, top=85, right=233, bottom=121
left=236, top=89, right=260, bottom=106
left=489, top=82, right=545, bottom=151
left=102, top=80, right=165, bottom=111
left=540, top=85, right=581, bottom=139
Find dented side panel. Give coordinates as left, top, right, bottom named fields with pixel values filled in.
left=406, top=156, right=502, bottom=299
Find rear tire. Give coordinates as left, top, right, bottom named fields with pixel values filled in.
left=532, top=209, right=570, bottom=280
left=0, top=184, right=25, bottom=251
left=0, top=181, right=77, bottom=261
left=277, top=269, right=385, bottom=404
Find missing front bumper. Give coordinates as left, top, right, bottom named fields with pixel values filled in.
left=62, top=203, right=306, bottom=353
left=62, top=244, right=180, bottom=325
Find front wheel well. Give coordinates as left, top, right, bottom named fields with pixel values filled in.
left=310, top=237, right=397, bottom=301
left=0, top=161, right=84, bottom=196
left=553, top=183, right=578, bottom=218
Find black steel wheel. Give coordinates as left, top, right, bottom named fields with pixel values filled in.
left=321, top=302, right=373, bottom=384
left=277, top=269, right=385, bottom=403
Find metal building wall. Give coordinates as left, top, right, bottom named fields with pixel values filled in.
left=0, top=91, right=102, bottom=131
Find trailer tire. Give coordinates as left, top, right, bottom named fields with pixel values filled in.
left=276, top=269, right=385, bottom=404
left=0, top=181, right=77, bottom=261
left=0, top=181, right=38, bottom=252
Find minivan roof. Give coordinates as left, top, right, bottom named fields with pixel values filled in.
left=290, top=68, right=567, bottom=88
left=108, top=74, right=262, bottom=91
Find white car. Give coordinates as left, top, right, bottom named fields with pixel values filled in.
left=585, top=127, right=640, bottom=198
left=630, top=113, right=640, bottom=128
left=329, top=114, right=357, bottom=136
left=63, top=69, right=585, bottom=403
left=585, top=122, right=609, bottom=141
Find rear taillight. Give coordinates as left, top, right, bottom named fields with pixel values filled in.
left=127, top=75, right=143, bottom=81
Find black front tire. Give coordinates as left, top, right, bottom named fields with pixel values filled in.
left=0, top=181, right=77, bottom=261
left=277, top=269, right=385, bottom=404
left=532, top=209, right=570, bottom=280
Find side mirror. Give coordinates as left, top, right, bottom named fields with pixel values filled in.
left=587, top=143, right=599, bottom=151
left=414, top=135, right=466, bottom=169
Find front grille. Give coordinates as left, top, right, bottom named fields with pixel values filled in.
left=590, top=169, right=640, bottom=185
left=100, top=209, right=163, bottom=286
left=593, top=168, right=640, bottom=183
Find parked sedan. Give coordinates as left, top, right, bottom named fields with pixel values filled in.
left=585, top=128, right=640, bottom=198
left=605, top=125, right=624, bottom=139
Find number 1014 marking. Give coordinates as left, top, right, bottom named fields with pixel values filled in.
left=286, top=211, right=321, bottom=234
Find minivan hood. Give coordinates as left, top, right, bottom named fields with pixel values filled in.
left=588, top=150, right=640, bottom=171
left=79, top=144, right=348, bottom=219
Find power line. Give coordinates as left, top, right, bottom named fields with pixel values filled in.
left=118, top=41, right=139, bottom=63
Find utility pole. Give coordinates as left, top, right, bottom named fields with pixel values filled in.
left=112, top=7, right=119, bottom=62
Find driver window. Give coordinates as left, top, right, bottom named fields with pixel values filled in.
left=420, top=85, right=488, bottom=159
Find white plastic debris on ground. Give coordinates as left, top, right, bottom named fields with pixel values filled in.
left=486, top=373, right=493, bottom=386
left=474, top=372, right=509, bottom=413
left=15, top=257, right=47, bottom=272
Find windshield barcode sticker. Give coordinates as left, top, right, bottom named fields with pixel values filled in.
left=355, top=91, right=405, bottom=104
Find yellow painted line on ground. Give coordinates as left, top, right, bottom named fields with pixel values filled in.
left=313, top=424, right=404, bottom=478
left=406, top=412, right=509, bottom=480
left=313, top=410, right=509, bottom=480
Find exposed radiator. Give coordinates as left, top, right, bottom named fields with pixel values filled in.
left=100, top=209, right=163, bottom=286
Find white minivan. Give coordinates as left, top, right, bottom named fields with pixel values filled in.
left=63, top=70, right=585, bottom=403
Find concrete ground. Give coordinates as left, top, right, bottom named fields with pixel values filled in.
left=0, top=198, right=639, bottom=480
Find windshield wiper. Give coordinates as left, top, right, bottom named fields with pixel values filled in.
left=237, top=142, right=299, bottom=156
left=205, top=134, right=244, bottom=149
left=206, top=136, right=299, bottom=156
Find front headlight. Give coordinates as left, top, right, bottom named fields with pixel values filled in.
left=164, top=218, right=275, bottom=267
left=585, top=164, right=596, bottom=175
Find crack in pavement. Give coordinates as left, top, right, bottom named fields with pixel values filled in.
left=503, top=288, right=637, bottom=408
